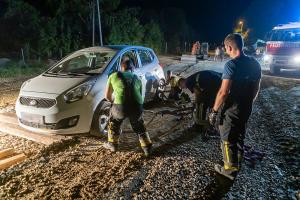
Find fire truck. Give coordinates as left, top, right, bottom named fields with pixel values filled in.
left=264, top=22, right=300, bottom=74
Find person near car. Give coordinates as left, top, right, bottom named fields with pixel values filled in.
left=177, top=70, right=222, bottom=133
left=209, top=33, right=261, bottom=180
left=103, top=59, right=153, bottom=156
left=214, top=46, right=220, bottom=61
left=166, top=70, right=182, bottom=101
left=220, top=46, right=225, bottom=62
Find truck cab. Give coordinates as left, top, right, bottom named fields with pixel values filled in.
left=264, top=22, right=300, bottom=74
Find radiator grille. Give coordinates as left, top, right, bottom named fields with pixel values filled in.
left=19, top=96, right=56, bottom=108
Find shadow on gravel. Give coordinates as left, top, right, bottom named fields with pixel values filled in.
left=202, top=174, right=234, bottom=200
left=151, top=130, right=204, bottom=157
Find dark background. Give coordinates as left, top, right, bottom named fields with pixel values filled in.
left=121, top=0, right=300, bottom=42
left=1, top=0, right=300, bottom=57
left=3, top=0, right=300, bottom=42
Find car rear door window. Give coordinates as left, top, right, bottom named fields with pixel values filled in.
left=138, top=49, right=153, bottom=67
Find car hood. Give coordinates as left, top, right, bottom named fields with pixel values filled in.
left=22, top=75, right=91, bottom=95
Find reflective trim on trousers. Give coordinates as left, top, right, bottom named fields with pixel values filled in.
left=139, top=132, right=152, bottom=147
left=222, top=141, right=239, bottom=170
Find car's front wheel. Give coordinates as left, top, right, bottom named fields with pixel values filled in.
left=91, top=101, right=111, bottom=137
left=154, top=79, right=166, bottom=101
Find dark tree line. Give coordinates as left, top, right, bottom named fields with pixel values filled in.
left=0, top=0, right=197, bottom=58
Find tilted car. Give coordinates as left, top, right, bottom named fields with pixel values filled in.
left=15, top=45, right=166, bottom=135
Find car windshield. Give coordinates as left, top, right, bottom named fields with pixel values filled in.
left=267, top=28, right=300, bottom=42
left=47, top=49, right=118, bottom=75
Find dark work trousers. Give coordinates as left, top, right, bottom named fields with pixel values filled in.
left=219, top=102, right=252, bottom=170
left=194, top=89, right=215, bottom=127
left=108, top=104, right=146, bottom=142
left=168, top=86, right=182, bottom=100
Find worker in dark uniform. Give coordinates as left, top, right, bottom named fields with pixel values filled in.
left=177, top=70, right=222, bottom=133
left=104, top=59, right=152, bottom=156
left=209, top=33, right=261, bottom=180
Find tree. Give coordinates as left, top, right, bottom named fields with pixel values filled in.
left=108, top=8, right=144, bottom=45
left=159, top=8, right=190, bottom=54
left=4, top=0, right=41, bottom=50
left=143, top=21, right=164, bottom=53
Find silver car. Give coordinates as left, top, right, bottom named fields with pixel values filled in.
left=15, top=45, right=166, bottom=135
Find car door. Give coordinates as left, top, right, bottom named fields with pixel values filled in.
left=136, top=48, right=157, bottom=101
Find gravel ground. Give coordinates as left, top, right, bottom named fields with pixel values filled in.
left=0, top=58, right=299, bottom=199
left=225, top=85, right=300, bottom=200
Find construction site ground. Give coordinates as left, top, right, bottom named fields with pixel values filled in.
left=0, top=56, right=299, bottom=199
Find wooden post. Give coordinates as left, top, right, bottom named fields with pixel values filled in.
left=96, top=0, right=103, bottom=46
left=0, top=148, right=15, bottom=159
left=92, top=0, right=95, bottom=46
left=21, top=48, right=26, bottom=66
left=0, top=153, right=26, bottom=170
left=165, top=42, right=168, bottom=55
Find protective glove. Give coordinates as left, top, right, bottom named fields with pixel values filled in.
left=208, top=110, right=218, bottom=126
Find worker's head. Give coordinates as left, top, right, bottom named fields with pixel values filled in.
left=166, top=70, right=172, bottom=80
left=224, top=33, right=244, bottom=58
left=177, top=77, right=186, bottom=89
left=121, top=60, right=132, bottom=72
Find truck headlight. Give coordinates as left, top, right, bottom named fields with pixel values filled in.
left=64, top=80, right=95, bottom=103
left=293, top=55, right=300, bottom=63
left=263, top=54, right=272, bottom=62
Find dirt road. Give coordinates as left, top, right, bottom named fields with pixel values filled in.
left=0, top=57, right=299, bottom=199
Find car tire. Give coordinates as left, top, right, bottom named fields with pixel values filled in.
left=90, top=101, right=111, bottom=137
left=270, top=65, right=280, bottom=75
left=153, top=79, right=166, bottom=102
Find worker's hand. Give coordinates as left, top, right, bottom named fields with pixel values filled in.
left=208, top=110, right=218, bottom=126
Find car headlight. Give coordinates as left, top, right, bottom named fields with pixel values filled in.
left=64, top=80, right=95, bottom=103
left=293, top=55, right=300, bottom=63
left=263, top=54, right=272, bottom=62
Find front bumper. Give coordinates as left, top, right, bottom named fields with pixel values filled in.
left=15, top=91, right=94, bottom=135
left=266, top=55, right=300, bottom=69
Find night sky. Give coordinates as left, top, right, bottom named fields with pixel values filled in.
left=123, top=0, right=300, bottom=43
left=2, top=0, right=300, bottom=43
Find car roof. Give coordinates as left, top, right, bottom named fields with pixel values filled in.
left=273, top=22, right=300, bottom=30
left=77, top=45, right=152, bottom=52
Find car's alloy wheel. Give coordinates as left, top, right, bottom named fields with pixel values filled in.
left=155, top=79, right=166, bottom=101
left=91, top=101, right=111, bottom=137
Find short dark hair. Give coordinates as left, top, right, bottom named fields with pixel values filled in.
left=224, top=33, right=244, bottom=50
left=121, top=59, right=132, bottom=71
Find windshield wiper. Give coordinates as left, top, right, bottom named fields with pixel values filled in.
left=83, top=72, right=99, bottom=75
left=44, top=71, right=58, bottom=76
left=57, top=72, right=85, bottom=76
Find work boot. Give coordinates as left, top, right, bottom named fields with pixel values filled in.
left=105, top=127, right=120, bottom=152
left=139, top=132, right=153, bottom=157
left=102, top=142, right=118, bottom=152
left=142, top=144, right=153, bottom=157
left=214, top=164, right=238, bottom=180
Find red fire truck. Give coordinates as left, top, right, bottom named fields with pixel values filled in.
left=264, top=22, right=300, bottom=74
